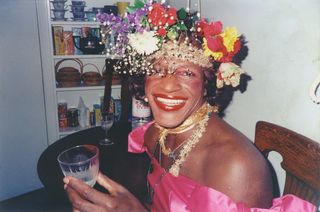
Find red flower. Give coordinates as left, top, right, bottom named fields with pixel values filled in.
left=218, top=52, right=234, bottom=63
left=232, top=39, right=241, bottom=55
left=206, top=36, right=225, bottom=52
left=218, top=39, right=241, bottom=62
left=203, top=21, right=222, bottom=38
left=148, top=3, right=167, bottom=27
left=166, top=8, right=177, bottom=26
left=195, top=19, right=208, bottom=36
left=157, top=27, right=167, bottom=37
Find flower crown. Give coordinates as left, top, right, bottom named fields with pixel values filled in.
left=97, top=0, right=246, bottom=89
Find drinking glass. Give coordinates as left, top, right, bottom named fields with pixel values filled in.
left=99, top=113, right=114, bottom=145
left=57, top=145, right=99, bottom=187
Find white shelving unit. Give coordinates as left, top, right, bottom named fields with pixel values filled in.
left=39, top=0, right=123, bottom=144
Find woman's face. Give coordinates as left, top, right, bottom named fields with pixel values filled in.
left=145, top=58, right=206, bottom=128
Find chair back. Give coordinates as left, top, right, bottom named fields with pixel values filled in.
left=254, top=121, right=320, bottom=206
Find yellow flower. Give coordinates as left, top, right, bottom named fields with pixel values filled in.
left=221, top=27, right=239, bottom=52
left=202, top=38, right=223, bottom=60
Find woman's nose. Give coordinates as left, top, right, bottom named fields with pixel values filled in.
left=159, top=75, right=181, bottom=92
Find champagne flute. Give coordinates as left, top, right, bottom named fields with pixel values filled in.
left=99, top=113, right=114, bottom=145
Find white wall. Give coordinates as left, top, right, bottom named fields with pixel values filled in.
left=0, top=0, right=48, bottom=200
left=171, top=0, right=320, bottom=193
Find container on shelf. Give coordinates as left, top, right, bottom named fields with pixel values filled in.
left=67, top=107, right=79, bottom=127
left=85, top=11, right=98, bottom=21
left=81, top=63, right=103, bottom=86
left=52, top=26, right=64, bottom=55
left=58, top=101, right=68, bottom=128
left=63, top=31, right=75, bottom=55
left=103, top=5, right=118, bottom=15
left=131, top=97, right=152, bottom=130
left=71, top=0, right=86, bottom=6
left=50, top=0, right=67, bottom=10
left=52, top=9, right=67, bottom=20
left=55, top=58, right=83, bottom=87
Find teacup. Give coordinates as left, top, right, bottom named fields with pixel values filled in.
left=71, top=1, right=86, bottom=6
left=72, top=11, right=85, bottom=19
left=70, top=5, right=85, bottom=13
left=85, top=11, right=98, bottom=21
left=52, top=9, right=67, bottom=19
left=51, top=1, right=67, bottom=10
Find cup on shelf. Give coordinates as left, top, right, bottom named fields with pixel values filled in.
left=50, top=0, right=67, bottom=10
left=70, top=4, right=86, bottom=20
left=85, top=11, right=98, bottom=21
left=52, top=9, right=67, bottom=20
left=92, top=7, right=104, bottom=14
left=103, top=5, right=118, bottom=15
left=71, top=0, right=86, bottom=6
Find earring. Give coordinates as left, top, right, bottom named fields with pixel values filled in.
left=144, top=97, right=148, bottom=102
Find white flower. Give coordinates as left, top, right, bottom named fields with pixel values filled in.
left=127, top=31, right=159, bottom=55
left=216, top=62, right=245, bottom=88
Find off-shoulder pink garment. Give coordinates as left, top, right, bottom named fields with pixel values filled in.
left=128, top=122, right=316, bottom=212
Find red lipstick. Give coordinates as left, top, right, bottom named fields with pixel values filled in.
left=153, top=94, right=187, bottom=111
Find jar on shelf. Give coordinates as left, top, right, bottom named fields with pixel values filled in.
left=67, top=107, right=79, bottom=127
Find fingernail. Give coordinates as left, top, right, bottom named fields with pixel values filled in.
left=64, top=183, right=68, bottom=190
left=63, top=177, right=70, bottom=184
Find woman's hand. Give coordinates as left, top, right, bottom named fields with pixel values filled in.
left=64, top=172, right=148, bottom=212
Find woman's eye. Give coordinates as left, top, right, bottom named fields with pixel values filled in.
left=151, top=69, right=165, bottom=77
left=176, top=69, right=195, bottom=77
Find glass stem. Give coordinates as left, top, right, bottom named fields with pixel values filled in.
left=105, top=129, right=109, bottom=138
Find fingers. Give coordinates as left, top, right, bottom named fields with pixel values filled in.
left=96, top=172, right=123, bottom=195
left=65, top=183, right=96, bottom=212
left=64, top=176, right=112, bottom=207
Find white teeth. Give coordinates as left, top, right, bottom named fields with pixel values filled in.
left=156, top=97, right=186, bottom=106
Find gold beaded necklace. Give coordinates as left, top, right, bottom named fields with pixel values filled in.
left=155, top=103, right=218, bottom=176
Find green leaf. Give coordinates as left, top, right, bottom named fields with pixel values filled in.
left=141, top=17, right=149, bottom=28
left=178, top=8, right=187, bottom=20
left=177, top=23, right=187, bottom=31
left=126, top=6, right=136, bottom=13
left=134, top=0, right=146, bottom=8
left=126, top=0, right=146, bottom=13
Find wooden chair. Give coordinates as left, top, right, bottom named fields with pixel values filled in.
left=254, top=121, right=320, bottom=206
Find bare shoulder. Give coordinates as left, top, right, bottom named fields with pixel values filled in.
left=200, top=116, right=273, bottom=208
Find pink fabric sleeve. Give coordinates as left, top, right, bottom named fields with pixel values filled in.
left=189, top=186, right=316, bottom=212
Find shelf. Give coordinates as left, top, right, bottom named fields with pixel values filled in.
left=51, top=21, right=101, bottom=27
left=53, top=54, right=121, bottom=59
left=56, top=85, right=121, bottom=92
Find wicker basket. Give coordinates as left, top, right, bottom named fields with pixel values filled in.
left=55, top=58, right=83, bottom=87
left=81, top=63, right=103, bottom=86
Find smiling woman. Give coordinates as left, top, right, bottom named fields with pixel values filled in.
left=62, top=0, right=316, bottom=211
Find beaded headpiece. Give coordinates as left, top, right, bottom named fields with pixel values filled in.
left=149, top=38, right=212, bottom=68
left=97, top=0, right=246, bottom=89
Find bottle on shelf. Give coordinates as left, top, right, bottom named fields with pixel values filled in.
left=131, top=97, right=152, bottom=130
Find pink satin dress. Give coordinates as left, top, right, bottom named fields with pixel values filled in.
left=128, top=122, right=316, bottom=212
